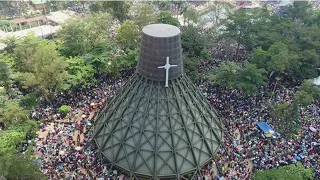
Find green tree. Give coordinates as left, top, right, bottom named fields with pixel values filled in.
left=270, top=102, right=300, bottom=136
left=59, top=105, right=71, bottom=115
left=293, top=80, right=320, bottom=107
left=0, top=52, right=15, bottom=71
left=57, top=20, right=88, bottom=57
left=84, top=12, right=112, bottom=49
left=0, top=36, right=17, bottom=54
left=114, top=49, right=139, bottom=70
left=182, top=7, right=199, bottom=25
left=105, top=1, right=130, bottom=22
left=157, top=11, right=180, bottom=27
left=181, top=25, right=208, bottom=58
left=0, top=120, right=37, bottom=155
left=294, top=90, right=313, bottom=107
left=130, top=4, right=156, bottom=28
left=253, top=162, right=313, bottom=180
left=66, top=56, right=96, bottom=88
left=0, top=20, right=18, bottom=32
left=98, top=49, right=138, bottom=77
left=298, top=80, right=320, bottom=99
left=7, top=120, right=38, bottom=135
left=184, top=56, right=201, bottom=82
left=207, top=61, right=239, bottom=89
left=13, top=35, right=69, bottom=97
left=57, top=13, right=112, bottom=57
left=208, top=61, right=266, bottom=94
left=85, top=44, right=116, bottom=76
left=309, top=9, right=320, bottom=25
left=251, top=42, right=300, bottom=77
left=0, top=131, right=25, bottom=155
left=0, top=61, right=11, bottom=92
left=293, top=49, right=320, bottom=79
left=115, top=21, right=140, bottom=51
left=89, top=1, right=107, bottom=12
left=265, top=42, right=292, bottom=74
left=0, top=153, right=46, bottom=180
left=222, top=8, right=255, bottom=54
left=235, top=62, right=267, bottom=94
left=19, top=93, right=39, bottom=110
left=287, top=1, right=313, bottom=23
left=222, top=7, right=271, bottom=53
left=0, top=101, right=29, bottom=128
left=0, top=87, right=6, bottom=108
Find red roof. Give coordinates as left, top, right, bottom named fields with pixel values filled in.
left=12, top=15, right=47, bottom=24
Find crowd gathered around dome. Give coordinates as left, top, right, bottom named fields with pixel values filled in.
left=1, top=1, right=319, bottom=180
left=30, top=39, right=320, bottom=180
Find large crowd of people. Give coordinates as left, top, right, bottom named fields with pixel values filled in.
left=32, top=70, right=134, bottom=180
left=195, top=42, right=320, bottom=179
left=27, top=2, right=320, bottom=180
left=31, top=48, right=320, bottom=180
left=199, top=79, right=320, bottom=179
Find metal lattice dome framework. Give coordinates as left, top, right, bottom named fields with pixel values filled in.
left=92, top=24, right=223, bottom=179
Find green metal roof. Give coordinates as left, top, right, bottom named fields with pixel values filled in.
left=92, top=73, right=223, bottom=179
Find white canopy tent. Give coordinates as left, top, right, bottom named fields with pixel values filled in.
left=312, top=76, right=320, bottom=86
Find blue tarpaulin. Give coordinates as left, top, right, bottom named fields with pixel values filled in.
left=257, top=122, right=274, bottom=134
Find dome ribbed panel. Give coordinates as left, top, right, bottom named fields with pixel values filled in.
left=93, top=74, right=223, bottom=179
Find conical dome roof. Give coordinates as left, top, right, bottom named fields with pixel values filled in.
left=92, top=24, right=223, bottom=179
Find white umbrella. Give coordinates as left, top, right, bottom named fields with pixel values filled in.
left=59, top=151, right=65, bottom=155
left=90, top=103, right=95, bottom=106
left=309, top=126, right=317, bottom=132
left=75, top=146, right=82, bottom=151
left=82, top=115, right=86, bottom=118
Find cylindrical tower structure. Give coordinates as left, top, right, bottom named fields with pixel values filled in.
left=137, top=24, right=183, bottom=81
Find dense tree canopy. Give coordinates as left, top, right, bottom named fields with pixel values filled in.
left=182, top=7, right=199, bottom=25
left=58, top=13, right=112, bottom=57
left=0, top=61, right=11, bottom=91
left=130, top=4, right=156, bottom=28
left=253, top=162, right=314, bottom=180
left=219, top=3, right=320, bottom=81
left=66, top=56, right=96, bottom=88
left=287, top=1, right=313, bottom=23
left=157, top=11, right=181, bottom=27
left=0, top=153, right=45, bottom=179
left=0, top=101, right=29, bottom=128
left=184, top=56, right=201, bottom=82
left=181, top=25, right=208, bottom=58
left=13, top=35, right=68, bottom=97
left=104, top=1, right=130, bottom=22
left=207, top=61, right=267, bottom=94
left=115, top=21, right=140, bottom=51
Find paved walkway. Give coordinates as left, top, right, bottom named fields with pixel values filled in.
left=231, top=128, right=254, bottom=176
